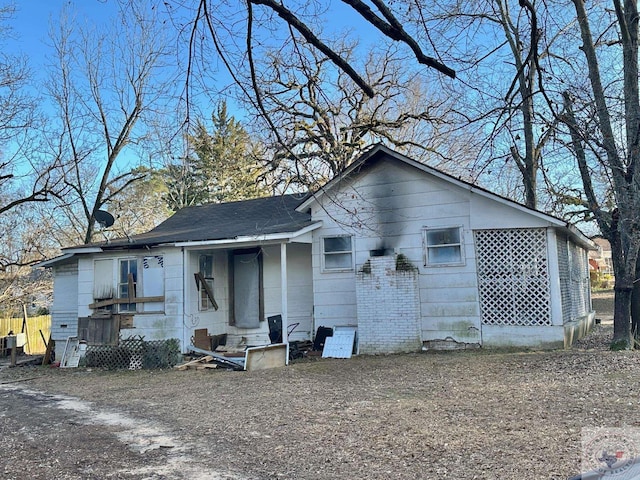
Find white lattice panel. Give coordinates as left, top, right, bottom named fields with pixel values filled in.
left=475, top=229, right=551, bottom=326
left=556, top=234, right=572, bottom=324
left=569, top=242, right=589, bottom=319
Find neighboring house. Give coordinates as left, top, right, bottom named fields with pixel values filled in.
left=38, top=144, right=595, bottom=357
left=589, top=237, right=613, bottom=274
left=588, top=236, right=614, bottom=289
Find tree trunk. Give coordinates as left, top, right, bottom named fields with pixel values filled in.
left=631, top=251, right=640, bottom=340
left=611, top=230, right=635, bottom=348
left=613, top=285, right=632, bottom=348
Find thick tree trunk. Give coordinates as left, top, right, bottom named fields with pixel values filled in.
left=613, top=285, right=632, bottom=348
left=611, top=231, right=636, bottom=348
left=631, top=249, right=640, bottom=339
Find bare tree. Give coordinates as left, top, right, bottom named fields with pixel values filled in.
left=0, top=204, right=54, bottom=316
left=152, top=1, right=459, bottom=169
left=555, top=0, right=640, bottom=347
left=0, top=5, right=63, bottom=269
left=244, top=41, right=461, bottom=191
left=173, top=0, right=456, bottom=94
left=45, top=1, right=179, bottom=245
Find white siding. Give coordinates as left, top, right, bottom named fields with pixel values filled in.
left=119, top=249, right=183, bottom=342
left=183, top=243, right=313, bottom=346
left=311, top=158, right=481, bottom=342
left=77, top=249, right=184, bottom=346
left=469, top=194, right=556, bottom=230
left=310, top=154, right=566, bottom=348
left=51, top=261, right=79, bottom=344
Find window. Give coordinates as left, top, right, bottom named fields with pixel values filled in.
left=198, top=254, right=215, bottom=311
left=322, top=236, right=354, bottom=271
left=423, top=227, right=464, bottom=266
left=118, top=259, right=138, bottom=312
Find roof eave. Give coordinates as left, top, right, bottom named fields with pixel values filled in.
left=174, top=222, right=322, bottom=248
left=564, top=224, right=597, bottom=250
left=34, top=253, right=77, bottom=268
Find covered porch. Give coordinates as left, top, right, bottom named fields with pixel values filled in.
left=177, top=224, right=318, bottom=353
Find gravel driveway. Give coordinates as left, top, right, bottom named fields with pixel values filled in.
left=1, top=293, right=637, bottom=480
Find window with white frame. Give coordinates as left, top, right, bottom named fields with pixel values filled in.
left=118, top=258, right=138, bottom=312
left=423, top=227, right=464, bottom=266
left=322, top=235, right=353, bottom=271
left=198, top=254, right=215, bottom=311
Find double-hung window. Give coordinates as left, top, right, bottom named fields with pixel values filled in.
left=423, top=227, right=464, bottom=266
left=118, top=259, right=138, bottom=312
left=322, top=236, right=354, bottom=271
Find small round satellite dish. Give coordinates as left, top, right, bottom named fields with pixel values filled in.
left=94, top=209, right=115, bottom=228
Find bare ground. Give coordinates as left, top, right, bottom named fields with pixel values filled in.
left=1, top=294, right=637, bottom=480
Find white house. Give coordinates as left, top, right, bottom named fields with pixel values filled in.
left=39, top=144, right=595, bottom=358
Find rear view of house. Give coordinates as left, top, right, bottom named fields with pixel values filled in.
left=302, top=145, right=594, bottom=352
left=39, top=144, right=595, bottom=359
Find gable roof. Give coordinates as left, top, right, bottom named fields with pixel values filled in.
left=78, top=194, right=314, bottom=251
left=296, top=144, right=594, bottom=250
left=40, top=144, right=593, bottom=267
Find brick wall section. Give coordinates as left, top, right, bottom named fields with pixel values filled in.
left=356, top=256, right=421, bottom=354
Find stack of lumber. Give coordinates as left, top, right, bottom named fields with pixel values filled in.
left=174, top=355, right=217, bottom=371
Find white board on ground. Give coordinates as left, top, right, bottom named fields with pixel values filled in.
left=322, top=327, right=357, bottom=359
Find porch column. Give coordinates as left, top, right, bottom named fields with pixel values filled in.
left=547, top=228, right=563, bottom=326
left=280, top=242, right=289, bottom=363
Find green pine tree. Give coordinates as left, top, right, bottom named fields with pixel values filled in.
left=189, top=101, right=269, bottom=203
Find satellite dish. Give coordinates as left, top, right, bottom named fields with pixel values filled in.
left=94, top=210, right=115, bottom=228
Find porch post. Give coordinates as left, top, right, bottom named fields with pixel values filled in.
left=546, top=228, right=563, bottom=326
left=281, top=242, right=289, bottom=364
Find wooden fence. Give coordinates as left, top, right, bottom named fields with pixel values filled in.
left=0, top=315, right=51, bottom=355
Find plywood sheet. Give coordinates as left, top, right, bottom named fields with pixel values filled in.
left=244, top=343, right=287, bottom=371
left=142, top=255, right=164, bottom=312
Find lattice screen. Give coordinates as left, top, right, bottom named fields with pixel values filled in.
left=85, top=336, right=181, bottom=369
left=474, top=229, right=551, bottom=326
left=556, top=233, right=572, bottom=324
left=569, top=242, right=590, bottom=319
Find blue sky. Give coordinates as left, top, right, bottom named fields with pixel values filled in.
left=8, top=0, right=381, bottom=74
left=10, top=1, right=121, bottom=66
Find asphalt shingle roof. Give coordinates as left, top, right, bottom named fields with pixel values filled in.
left=100, top=194, right=312, bottom=249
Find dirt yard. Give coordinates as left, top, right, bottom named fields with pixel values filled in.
left=1, top=293, right=637, bottom=480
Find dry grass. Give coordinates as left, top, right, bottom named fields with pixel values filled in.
left=2, top=317, right=638, bottom=479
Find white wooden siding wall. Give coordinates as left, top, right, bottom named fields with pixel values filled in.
left=123, top=249, right=183, bottom=343
left=185, top=249, right=229, bottom=338
left=51, top=261, right=79, bottom=343
left=185, top=244, right=313, bottom=345
left=78, top=250, right=183, bottom=345
left=311, top=158, right=482, bottom=341
left=282, top=244, right=314, bottom=341
left=311, top=155, right=568, bottom=348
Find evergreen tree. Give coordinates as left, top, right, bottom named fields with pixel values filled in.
left=188, top=101, right=269, bottom=204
